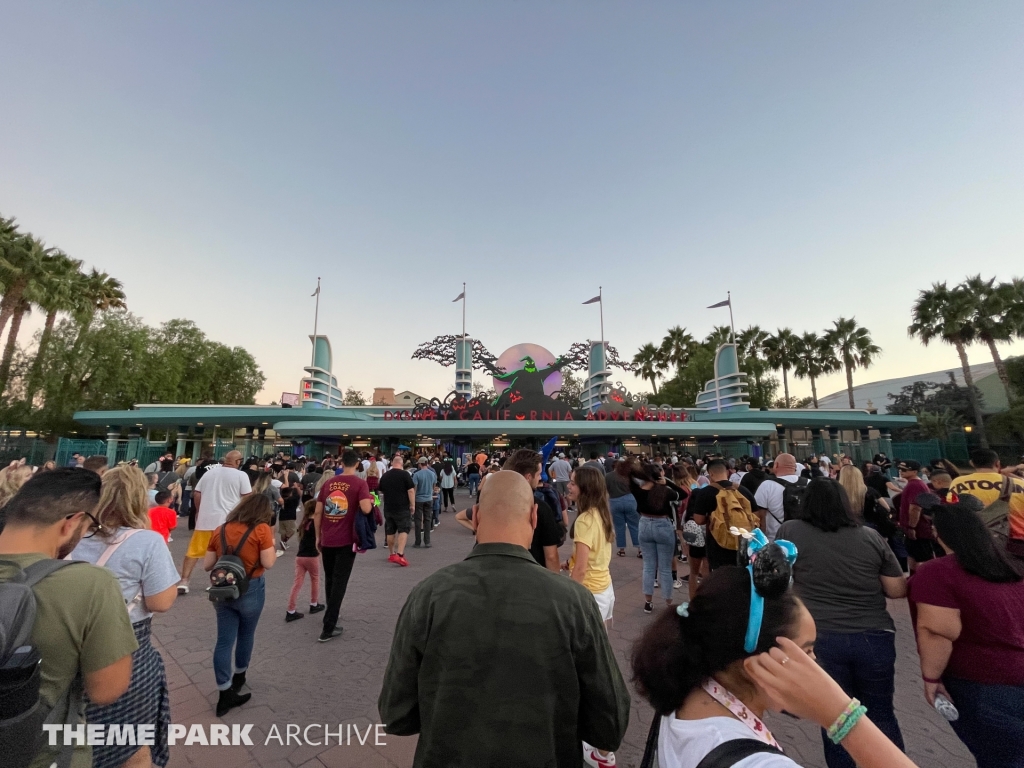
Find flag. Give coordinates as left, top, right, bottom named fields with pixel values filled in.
left=539, top=437, right=558, bottom=482
left=582, top=294, right=601, bottom=305
left=311, top=281, right=320, bottom=297
left=452, top=291, right=465, bottom=302
left=707, top=298, right=730, bottom=308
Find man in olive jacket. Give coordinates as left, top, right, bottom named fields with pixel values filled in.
left=378, top=470, right=629, bottom=767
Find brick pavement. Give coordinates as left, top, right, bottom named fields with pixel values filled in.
left=157, top=488, right=975, bottom=768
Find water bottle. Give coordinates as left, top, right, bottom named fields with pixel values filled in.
left=934, top=694, right=959, bottom=722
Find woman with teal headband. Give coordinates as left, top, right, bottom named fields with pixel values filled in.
left=632, top=534, right=920, bottom=768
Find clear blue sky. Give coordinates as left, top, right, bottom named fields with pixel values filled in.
left=2, top=2, right=1022, bottom=404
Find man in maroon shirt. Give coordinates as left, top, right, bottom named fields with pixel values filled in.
left=314, top=449, right=372, bottom=642
left=898, top=460, right=941, bottom=573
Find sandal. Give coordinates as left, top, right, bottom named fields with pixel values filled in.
left=617, top=549, right=625, bottom=557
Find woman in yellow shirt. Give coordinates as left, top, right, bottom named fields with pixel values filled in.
left=567, top=465, right=615, bottom=626
left=566, top=465, right=618, bottom=768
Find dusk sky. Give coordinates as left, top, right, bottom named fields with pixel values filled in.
left=2, top=2, right=1022, bottom=406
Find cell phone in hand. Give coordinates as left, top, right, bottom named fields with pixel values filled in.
left=934, top=694, right=959, bottom=722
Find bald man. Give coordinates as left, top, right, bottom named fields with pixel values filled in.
left=754, top=452, right=805, bottom=540
left=380, top=471, right=630, bottom=768
left=178, top=449, right=252, bottom=594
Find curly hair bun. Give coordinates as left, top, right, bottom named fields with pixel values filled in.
left=751, top=542, right=792, bottom=599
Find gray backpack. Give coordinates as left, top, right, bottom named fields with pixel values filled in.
left=0, top=559, right=86, bottom=768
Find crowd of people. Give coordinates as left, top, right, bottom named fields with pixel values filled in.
left=1, top=443, right=1022, bottom=768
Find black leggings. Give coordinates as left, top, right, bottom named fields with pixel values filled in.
left=441, top=487, right=455, bottom=508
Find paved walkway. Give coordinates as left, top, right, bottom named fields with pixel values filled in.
left=159, top=488, right=975, bottom=768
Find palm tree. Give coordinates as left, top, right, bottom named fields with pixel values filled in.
left=737, top=325, right=769, bottom=362
left=0, top=297, right=30, bottom=396
left=825, top=317, right=881, bottom=411
left=659, top=326, right=695, bottom=376
left=56, top=269, right=127, bottom=410
left=909, top=283, right=988, bottom=447
left=960, top=275, right=1016, bottom=404
left=704, top=325, right=733, bottom=350
left=0, top=226, right=49, bottom=342
left=763, top=328, right=800, bottom=407
left=23, top=251, right=84, bottom=403
left=632, top=342, right=666, bottom=395
left=793, top=331, right=839, bottom=408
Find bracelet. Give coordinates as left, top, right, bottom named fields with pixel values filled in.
left=827, top=698, right=867, bottom=744
left=922, top=676, right=942, bottom=684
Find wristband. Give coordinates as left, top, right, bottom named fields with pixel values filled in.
left=922, top=676, right=942, bottom=684
left=827, top=698, right=867, bottom=744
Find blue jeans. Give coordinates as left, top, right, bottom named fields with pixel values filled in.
left=610, top=494, right=640, bottom=549
left=815, top=630, right=904, bottom=768
left=467, top=477, right=479, bottom=496
left=213, top=576, right=266, bottom=690
left=943, top=676, right=1024, bottom=768
left=640, top=516, right=675, bottom=600
left=432, top=495, right=441, bottom=524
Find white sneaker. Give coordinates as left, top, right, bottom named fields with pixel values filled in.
left=276, top=549, right=285, bottom=557
left=672, top=578, right=684, bottom=589
left=583, top=744, right=616, bottom=768
left=167, top=537, right=173, bottom=543
left=653, top=578, right=659, bottom=588
left=177, top=583, right=189, bottom=595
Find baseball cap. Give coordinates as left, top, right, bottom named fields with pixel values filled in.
left=558, top=452, right=565, bottom=458
left=417, top=457, right=428, bottom=465
left=898, top=460, right=922, bottom=471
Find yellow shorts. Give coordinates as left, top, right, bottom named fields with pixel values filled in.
left=186, top=529, right=213, bottom=559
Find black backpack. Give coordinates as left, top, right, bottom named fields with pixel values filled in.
left=208, top=525, right=257, bottom=602
left=770, top=476, right=810, bottom=523
left=0, top=559, right=87, bottom=768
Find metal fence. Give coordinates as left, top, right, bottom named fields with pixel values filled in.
left=54, top=438, right=106, bottom=468
left=0, top=437, right=56, bottom=466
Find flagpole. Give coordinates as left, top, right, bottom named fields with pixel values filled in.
left=311, top=276, right=321, bottom=367
left=462, top=282, right=466, bottom=340
left=599, top=286, right=604, bottom=351
left=727, top=290, right=735, bottom=344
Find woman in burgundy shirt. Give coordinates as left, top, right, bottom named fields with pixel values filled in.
left=908, top=493, right=1024, bottom=768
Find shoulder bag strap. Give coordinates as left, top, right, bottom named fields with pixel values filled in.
left=19, top=558, right=84, bottom=587
left=695, top=738, right=784, bottom=768
left=95, top=528, right=144, bottom=568
left=638, top=714, right=661, bottom=768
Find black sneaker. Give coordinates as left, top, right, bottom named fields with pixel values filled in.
left=413, top=543, right=422, bottom=548
left=309, top=603, right=326, bottom=614
left=644, top=601, right=653, bottom=614
left=424, top=543, right=432, bottom=548
left=318, top=627, right=343, bottom=643
left=286, top=612, right=304, bottom=622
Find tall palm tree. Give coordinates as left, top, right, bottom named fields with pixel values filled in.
left=57, top=269, right=127, bottom=409
left=960, top=275, right=1016, bottom=404
left=737, top=325, right=769, bottom=362
left=0, top=227, right=49, bottom=342
left=0, top=297, right=30, bottom=396
left=909, top=283, right=988, bottom=447
left=793, top=331, right=839, bottom=408
left=763, top=328, right=800, bottom=407
left=23, top=251, right=84, bottom=403
left=632, top=342, right=666, bottom=395
left=659, top=325, right=695, bottom=376
left=825, top=317, right=881, bottom=411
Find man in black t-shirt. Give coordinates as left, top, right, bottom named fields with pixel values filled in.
left=378, top=456, right=416, bottom=566
left=505, top=449, right=562, bottom=571
left=688, top=459, right=759, bottom=571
